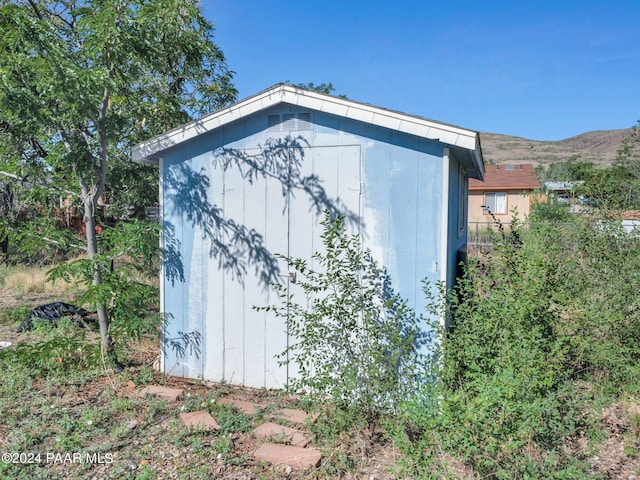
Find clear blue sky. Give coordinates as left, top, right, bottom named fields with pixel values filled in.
left=202, top=0, right=640, bottom=141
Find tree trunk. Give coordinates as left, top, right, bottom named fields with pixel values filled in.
left=83, top=200, right=113, bottom=359
left=0, top=182, right=10, bottom=257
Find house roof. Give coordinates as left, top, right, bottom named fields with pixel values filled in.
left=132, top=83, right=485, bottom=180
left=469, top=164, right=540, bottom=191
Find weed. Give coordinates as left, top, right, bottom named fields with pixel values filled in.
left=180, top=392, right=206, bottom=413
left=257, top=212, right=430, bottom=422
left=393, top=215, right=630, bottom=478
left=0, top=265, right=78, bottom=294
left=624, top=445, right=638, bottom=459
left=211, top=403, right=253, bottom=435
left=315, top=444, right=360, bottom=478
left=134, top=366, right=158, bottom=385
left=134, top=465, right=158, bottom=480
left=0, top=331, right=101, bottom=376
left=0, top=304, right=31, bottom=326
left=630, top=413, right=640, bottom=435
left=212, top=436, right=233, bottom=456
left=310, top=407, right=368, bottom=445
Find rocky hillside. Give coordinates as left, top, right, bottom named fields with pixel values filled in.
left=480, top=128, right=632, bottom=167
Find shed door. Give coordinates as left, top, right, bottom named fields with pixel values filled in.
left=213, top=145, right=361, bottom=389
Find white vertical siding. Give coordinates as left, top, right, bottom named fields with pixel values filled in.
left=263, top=173, right=289, bottom=388
left=220, top=164, right=245, bottom=384
left=203, top=155, right=225, bottom=381
left=241, top=172, right=268, bottom=387
left=440, top=149, right=450, bottom=290
left=161, top=110, right=448, bottom=389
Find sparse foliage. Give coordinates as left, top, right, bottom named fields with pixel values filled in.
left=257, top=213, right=429, bottom=420
left=535, top=123, right=640, bottom=210
left=395, top=212, right=640, bottom=478
left=294, top=81, right=347, bottom=98
left=46, top=219, right=162, bottom=362
left=0, top=0, right=237, bottom=360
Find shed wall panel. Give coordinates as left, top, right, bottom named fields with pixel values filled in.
left=241, top=172, right=268, bottom=387
left=203, top=154, right=225, bottom=382
left=263, top=176, right=290, bottom=388
left=415, top=145, right=442, bottom=314
left=162, top=156, right=200, bottom=378
left=220, top=166, right=246, bottom=384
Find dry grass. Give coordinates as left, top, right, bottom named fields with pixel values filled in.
left=0, top=255, right=158, bottom=296
left=0, top=265, right=79, bottom=295
left=126, top=267, right=160, bottom=290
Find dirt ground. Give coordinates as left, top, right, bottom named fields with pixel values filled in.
left=1, top=286, right=639, bottom=479
left=0, top=286, right=406, bottom=479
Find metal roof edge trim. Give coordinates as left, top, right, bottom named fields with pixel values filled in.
left=133, top=84, right=482, bottom=167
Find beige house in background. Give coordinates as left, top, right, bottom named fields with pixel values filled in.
left=468, top=164, right=540, bottom=224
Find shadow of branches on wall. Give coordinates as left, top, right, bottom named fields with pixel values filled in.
left=162, top=134, right=362, bottom=289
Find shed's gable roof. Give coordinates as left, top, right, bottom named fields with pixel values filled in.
left=469, top=164, right=540, bottom=191
left=133, top=83, right=484, bottom=179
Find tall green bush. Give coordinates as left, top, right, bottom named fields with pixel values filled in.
left=258, top=213, right=431, bottom=420
left=557, top=216, right=640, bottom=387
left=394, top=217, right=596, bottom=478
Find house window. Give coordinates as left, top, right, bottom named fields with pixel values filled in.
left=484, top=192, right=507, bottom=214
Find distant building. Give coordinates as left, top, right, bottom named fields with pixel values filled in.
left=469, top=164, right=540, bottom=223
left=542, top=181, right=585, bottom=204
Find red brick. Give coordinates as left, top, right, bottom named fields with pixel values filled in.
left=271, top=408, right=319, bottom=425
left=218, top=398, right=263, bottom=415
left=252, top=422, right=309, bottom=447
left=254, top=443, right=321, bottom=468
left=179, top=411, right=220, bottom=431
left=139, top=385, right=183, bottom=402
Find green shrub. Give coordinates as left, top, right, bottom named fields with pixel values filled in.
left=394, top=217, right=599, bottom=478
left=0, top=304, right=31, bottom=326
left=530, top=199, right=572, bottom=222
left=46, top=219, right=162, bottom=363
left=557, top=217, right=640, bottom=387
left=257, top=213, right=430, bottom=421
left=0, top=332, right=100, bottom=376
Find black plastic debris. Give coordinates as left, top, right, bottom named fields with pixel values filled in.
left=17, top=302, right=91, bottom=333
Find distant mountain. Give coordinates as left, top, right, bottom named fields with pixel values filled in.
left=480, top=129, right=632, bottom=167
